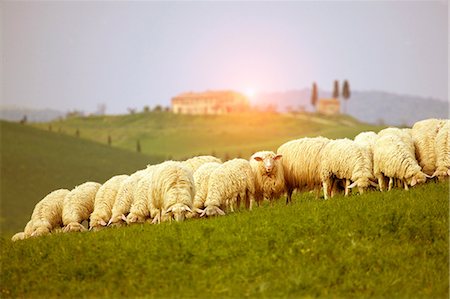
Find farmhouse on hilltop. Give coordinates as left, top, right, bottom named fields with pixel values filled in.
left=171, top=90, right=250, bottom=115
left=316, top=98, right=340, bottom=116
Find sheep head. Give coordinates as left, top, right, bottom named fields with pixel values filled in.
left=199, top=205, right=225, bottom=217
left=164, top=203, right=192, bottom=222
left=126, top=213, right=147, bottom=224
left=408, top=172, right=429, bottom=186
left=253, top=153, right=282, bottom=175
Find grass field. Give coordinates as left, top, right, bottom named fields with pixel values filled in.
left=0, top=121, right=164, bottom=233
left=1, top=182, right=448, bottom=298
left=32, top=112, right=384, bottom=160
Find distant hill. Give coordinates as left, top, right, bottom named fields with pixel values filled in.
left=0, top=106, right=65, bottom=122
left=253, top=89, right=449, bottom=126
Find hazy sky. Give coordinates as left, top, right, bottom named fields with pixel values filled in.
left=1, top=1, right=448, bottom=114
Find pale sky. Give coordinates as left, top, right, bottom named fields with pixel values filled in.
left=1, top=1, right=448, bottom=114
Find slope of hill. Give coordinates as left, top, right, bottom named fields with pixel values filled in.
left=1, top=182, right=448, bottom=298
left=32, top=112, right=383, bottom=160
left=0, top=121, right=164, bottom=233
left=254, top=89, right=448, bottom=126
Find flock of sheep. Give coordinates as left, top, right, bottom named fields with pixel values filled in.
left=12, top=118, right=449, bottom=241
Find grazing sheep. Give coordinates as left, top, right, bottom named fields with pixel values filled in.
left=434, top=120, right=450, bottom=180
left=379, top=127, right=415, bottom=153
left=249, top=151, right=285, bottom=205
left=108, top=168, right=150, bottom=226
left=374, top=134, right=429, bottom=191
left=354, top=131, right=378, bottom=157
left=277, top=137, right=331, bottom=203
left=200, top=158, right=255, bottom=217
left=186, top=162, right=222, bottom=219
left=320, top=139, right=377, bottom=199
left=412, top=119, right=446, bottom=175
left=182, top=155, right=222, bottom=173
left=62, top=182, right=101, bottom=232
left=89, top=174, right=129, bottom=231
left=125, top=165, right=158, bottom=224
left=11, top=189, right=70, bottom=241
left=148, top=161, right=195, bottom=223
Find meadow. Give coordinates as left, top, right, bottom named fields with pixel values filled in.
left=1, top=182, right=448, bottom=298
left=1, top=114, right=448, bottom=298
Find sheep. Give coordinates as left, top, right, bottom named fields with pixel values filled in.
left=433, top=120, right=450, bottom=180
left=320, top=139, right=377, bottom=199
left=62, top=182, right=101, bottom=232
left=148, top=161, right=195, bottom=223
left=374, top=133, right=430, bottom=191
left=186, top=162, right=222, bottom=219
left=89, top=174, right=129, bottom=231
left=249, top=151, right=285, bottom=205
left=199, top=158, right=255, bottom=217
left=277, top=137, right=331, bottom=203
left=182, top=155, right=222, bottom=173
left=378, top=127, right=415, bottom=154
left=354, top=131, right=378, bottom=157
left=412, top=119, right=446, bottom=175
left=11, top=188, right=70, bottom=241
left=108, top=168, right=150, bottom=226
left=125, top=165, right=158, bottom=224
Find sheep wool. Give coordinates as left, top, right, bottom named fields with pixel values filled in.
left=108, top=168, right=150, bottom=226
left=182, top=155, right=222, bottom=173
left=89, top=174, right=129, bottom=230
left=320, top=139, right=375, bottom=199
left=148, top=161, right=195, bottom=223
left=11, top=189, right=70, bottom=241
left=62, top=182, right=101, bottom=232
left=434, top=120, right=450, bottom=180
left=201, top=158, right=255, bottom=217
left=374, top=134, right=428, bottom=191
left=412, top=119, right=446, bottom=175
left=277, top=137, right=331, bottom=203
left=249, top=151, right=285, bottom=204
left=187, top=162, right=222, bottom=219
left=354, top=131, right=378, bottom=156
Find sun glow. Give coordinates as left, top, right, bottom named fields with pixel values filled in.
left=244, top=88, right=256, bottom=99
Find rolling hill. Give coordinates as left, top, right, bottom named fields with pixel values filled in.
left=0, top=121, right=164, bottom=233
left=31, top=112, right=384, bottom=160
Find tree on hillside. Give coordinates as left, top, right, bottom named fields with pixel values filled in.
left=342, top=80, right=351, bottom=114
left=311, top=82, right=318, bottom=108
left=136, top=140, right=141, bottom=153
left=332, top=80, right=340, bottom=99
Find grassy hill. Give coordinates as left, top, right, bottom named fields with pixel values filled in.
left=0, top=121, right=164, bottom=233
left=1, top=182, right=448, bottom=298
left=32, top=112, right=384, bottom=160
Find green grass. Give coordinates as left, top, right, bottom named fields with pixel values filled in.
left=1, top=182, right=448, bottom=298
left=32, top=112, right=384, bottom=160
left=0, top=121, right=164, bottom=233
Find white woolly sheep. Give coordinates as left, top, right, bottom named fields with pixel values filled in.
left=354, top=131, right=378, bottom=156
left=374, top=134, right=430, bottom=191
left=277, top=137, right=331, bottom=203
left=186, top=162, right=222, bottom=219
left=89, top=174, right=129, bottom=231
left=378, top=127, right=415, bottom=154
left=412, top=119, right=446, bottom=175
left=249, top=151, right=285, bottom=205
left=11, top=189, right=70, bottom=241
left=125, top=165, right=159, bottom=224
left=434, top=120, right=450, bottom=180
left=320, top=139, right=377, bottom=199
left=148, top=161, right=195, bottom=223
left=200, top=158, right=255, bottom=217
left=62, top=182, right=101, bottom=232
left=182, top=155, right=222, bottom=173
left=108, top=168, right=150, bottom=226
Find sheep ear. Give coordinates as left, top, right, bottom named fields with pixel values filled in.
left=447, top=169, right=450, bottom=176
left=370, top=180, right=378, bottom=187
left=253, top=157, right=263, bottom=162
left=199, top=210, right=206, bottom=217
left=165, top=207, right=173, bottom=214
left=215, top=206, right=226, bottom=216
left=424, top=173, right=434, bottom=179
left=100, top=220, right=107, bottom=226
left=107, top=218, right=113, bottom=226
left=121, top=214, right=127, bottom=221
left=348, top=181, right=358, bottom=189
left=185, top=206, right=192, bottom=212
left=411, top=177, right=417, bottom=186
left=195, top=208, right=204, bottom=214
left=274, top=154, right=282, bottom=160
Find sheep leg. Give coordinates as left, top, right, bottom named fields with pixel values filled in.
left=344, top=179, right=350, bottom=196
left=376, top=174, right=385, bottom=191
left=388, top=177, right=393, bottom=191
left=286, top=187, right=293, bottom=204
left=322, top=180, right=330, bottom=200
left=247, top=189, right=255, bottom=210
left=403, top=180, right=409, bottom=191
